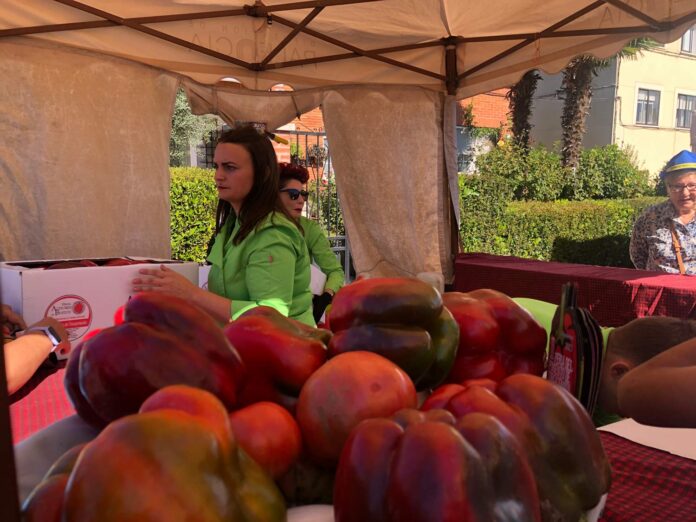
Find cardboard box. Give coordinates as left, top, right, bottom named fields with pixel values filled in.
left=0, top=257, right=198, bottom=343
left=198, top=264, right=211, bottom=290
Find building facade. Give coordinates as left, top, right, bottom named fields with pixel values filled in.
left=530, top=27, right=696, bottom=176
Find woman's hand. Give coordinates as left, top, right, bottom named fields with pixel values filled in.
left=2, top=304, right=27, bottom=338
left=132, top=265, right=199, bottom=300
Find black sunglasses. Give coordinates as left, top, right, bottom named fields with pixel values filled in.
left=280, top=188, right=309, bottom=200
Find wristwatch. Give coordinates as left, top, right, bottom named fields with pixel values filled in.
left=23, top=324, right=64, bottom=362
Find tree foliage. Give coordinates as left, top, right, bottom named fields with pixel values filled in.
left=559, top=38, right=655, bottom=171
left=170, top=90, right=219, bottom=167
left=506, top=70, right=541, bottom=150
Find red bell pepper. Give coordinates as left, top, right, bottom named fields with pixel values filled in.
left=223, top=306, right=329, bottom=412
left=422, top=374, right=611, bottom=522
left=22, top=443, right=86, bottom=522
left=59, top=386, right=285, bottom=521
left=443, top=289, right=547, bottom=382
left=65, top=292, right=246, bottom=426
left=327, top=278, right=459, bottom=390
left=334, top=408, right=541, bottom=522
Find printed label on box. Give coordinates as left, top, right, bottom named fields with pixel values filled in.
left=45, top=294, right=93, bottom=341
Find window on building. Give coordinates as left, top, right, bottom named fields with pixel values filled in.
left=676, top=94, right=696, bottom=129
left=636, top=88, right=660, bottom=126
left=682, top=25, right=696, bottom=53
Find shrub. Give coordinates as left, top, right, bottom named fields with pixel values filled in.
left=461, top=196, right=663, bottom=267
left=519, top=147, right=567, bottom=201
left=569, top=145, right=653, bottom=200
left=474, top=143, right=653, bottom=202
left=307, top=180, right=345, bottom=237
left=170, top=167, right=217, bottom=263
left=459, top=171, right=513, bottom=253
left=474, top=144, right=566, bottom=202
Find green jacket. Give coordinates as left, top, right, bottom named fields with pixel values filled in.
left=300, top=217, right=345, bottom=295
left=207, top=212, right=315, bottom=326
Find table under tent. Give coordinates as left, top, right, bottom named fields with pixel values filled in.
left=2, top=1, right=696, bottom=518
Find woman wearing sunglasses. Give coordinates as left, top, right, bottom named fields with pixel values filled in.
left=630, top=150, right=696, bottom=275
left=134, top=126, right=315, bottom=325
left=279, top=162, right=345, bottom=322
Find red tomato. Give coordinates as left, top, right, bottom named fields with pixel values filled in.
left=140, top=385, right=233, bottom=453
left=296, top=351, right=417, bottom=466
left=113, top=305, right=125, bottom=325
left=229, top=402, right=302, bottom=479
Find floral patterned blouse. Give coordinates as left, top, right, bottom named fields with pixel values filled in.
left=630, top=200, right=696, bottom=275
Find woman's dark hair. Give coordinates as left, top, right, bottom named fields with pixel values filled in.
left=212, top=126, right=295, bottom=246
left=279, top=162, right=310, bottom=187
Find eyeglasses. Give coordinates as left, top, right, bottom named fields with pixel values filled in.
left=667, top=183, right=696, bottom=193
left=280, top=188, right=309, bottom=200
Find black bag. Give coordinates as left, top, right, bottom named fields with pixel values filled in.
left=548, top=283, right=604, bottom=415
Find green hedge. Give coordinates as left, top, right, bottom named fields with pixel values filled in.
left=170, top=167, right=217, bottom=263
left=460, top=197, right=662, bottom=267
left=474, top=143, right=653, bottom=201
left=170, top=166, right=662, bottom=269
left=169, top=167, right=345, bottom=263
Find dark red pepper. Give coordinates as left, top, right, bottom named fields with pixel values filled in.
left=223, top=306, right=329, bottom=412
left=327, top=278, right=459, bottom=390
left=443, top=289, right=547, bottom=383
left=334, top=408, right=541, bottom=522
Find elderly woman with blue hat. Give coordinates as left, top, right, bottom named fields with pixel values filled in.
left=630, top=150, right=696, bottom=274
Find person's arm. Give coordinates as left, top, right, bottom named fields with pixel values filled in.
left=4, top=336, right=53, bottom=395
left=617, top=337, right=696, bottom=428
left=133, top=265, right=233, bottom=324
left=4, top=318, right=70, bottom=395
left=629, top=213, right=649, bottom=270
left=304, top=220, right=345, bottom=295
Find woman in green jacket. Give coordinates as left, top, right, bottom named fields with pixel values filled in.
left=278, top=162, right=345, bottom=322
left=134, top=126, right=314, bottom=326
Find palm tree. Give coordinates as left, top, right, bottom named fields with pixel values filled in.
left=506, top=69, right=541, bottom=150
left=560, top=39, right=655, bottom=171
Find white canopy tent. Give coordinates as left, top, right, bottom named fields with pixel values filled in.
left=2, top=0, right=695, bottom=282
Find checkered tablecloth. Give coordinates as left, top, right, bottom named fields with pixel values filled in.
left=10, top=365, right=74, bottom=443
left=454, top=253, right=696, bottom=327
left=599, top=431, right=696, bottom=522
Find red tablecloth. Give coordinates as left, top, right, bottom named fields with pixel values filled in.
left=598, top=431, right=696, bottom=522
left=10, top=365, right=74, bottom=443
left=454, top=253, right=696, bottom=326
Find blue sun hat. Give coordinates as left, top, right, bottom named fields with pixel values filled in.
left=660, top=150, right=696, bottom=179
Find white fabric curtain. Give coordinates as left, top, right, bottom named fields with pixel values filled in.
left=0, top=39, right=457, bottom=280
left=186, top=83, right=457, bottom=284
left=0, top=39, right=177, bottom=261
left=183, top=80, right=324, bottom=132
left=321, top=86, right=454, bottom=284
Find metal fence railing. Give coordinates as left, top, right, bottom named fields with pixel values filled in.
left=273, top=129, right=352, bottom=282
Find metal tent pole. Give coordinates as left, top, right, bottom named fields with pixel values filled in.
left=0, top=319, right=21, bottom=520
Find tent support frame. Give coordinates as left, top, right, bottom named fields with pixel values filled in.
left=0, top=0, right=693, bottom=101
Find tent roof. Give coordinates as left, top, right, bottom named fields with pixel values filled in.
left=3, top=0, right=696, bottom=98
